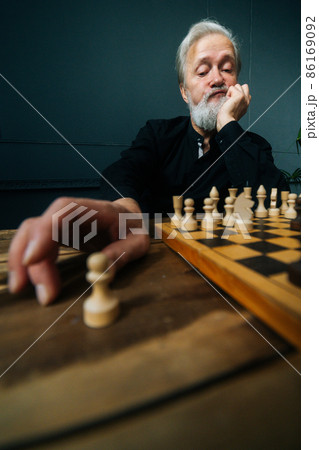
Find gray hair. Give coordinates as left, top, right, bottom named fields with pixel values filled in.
left=176, top=19, right=241, bottom=86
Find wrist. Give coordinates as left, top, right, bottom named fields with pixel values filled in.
left=216, top=115, right=236, bottom=132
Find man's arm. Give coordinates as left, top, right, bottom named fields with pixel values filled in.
left=8, top=197, right=150, bottom=305
left=214, top=83, right=288, bottom=197
left=8, top=121, right=161, bottom=306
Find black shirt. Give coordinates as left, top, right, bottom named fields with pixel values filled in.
left=100, top=116, right=288, bottom=213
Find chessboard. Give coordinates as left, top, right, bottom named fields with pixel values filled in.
left=155, top=215, right=301, bottom=349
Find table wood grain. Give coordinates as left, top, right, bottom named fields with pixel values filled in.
left=0, top=230, right=300, bottom=448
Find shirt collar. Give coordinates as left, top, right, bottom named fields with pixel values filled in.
left=187, top=118, right=219, bottom=159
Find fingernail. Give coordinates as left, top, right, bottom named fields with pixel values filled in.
left=23, top=240, right=37, bottom=265
left=35, top=284, right=50, bottom=306
left=8, top=271, right=18, bottom=293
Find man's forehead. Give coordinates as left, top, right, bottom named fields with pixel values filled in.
left=187, top=33, right=235, bottom=64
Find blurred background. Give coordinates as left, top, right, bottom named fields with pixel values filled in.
left=0, top=0, right=301, bottom=228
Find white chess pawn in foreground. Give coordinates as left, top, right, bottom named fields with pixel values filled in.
left=280, top=191, right=290, bottom=215
left=255, top=185, right=268, bottom=218
left=285, top=193, right=298, bottom=219
left=201, top=198, right=215, bottom=231
left=181, top=198, right=198, bottom=231
left=83, top=253, right=119, bottom=328
left=171, top=195, right=183, bottom=228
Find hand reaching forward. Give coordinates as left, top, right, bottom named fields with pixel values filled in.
left=8, top=197, right=150, bottom=305
left=216, top=83, right=251, bottom=132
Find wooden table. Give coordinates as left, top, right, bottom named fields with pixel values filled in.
left=0, top=230, right=300, bottom=449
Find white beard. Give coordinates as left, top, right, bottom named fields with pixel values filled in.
left=187, top=89, right=228, bottom=132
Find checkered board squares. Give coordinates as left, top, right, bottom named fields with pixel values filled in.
left=156, top=216, right=301, bottom=349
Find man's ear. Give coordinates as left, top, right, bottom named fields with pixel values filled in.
left=179, top=84, right=189, bottom=104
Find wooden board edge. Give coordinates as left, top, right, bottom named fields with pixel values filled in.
left=157, top=224, right=300, bottom=349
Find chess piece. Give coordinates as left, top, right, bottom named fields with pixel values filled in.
left=222, top=196, right=235, bottom=226
left=243, top=187, right=252, bottom=200
left=255, top=185, right=268, bottom=218
left=235, top=216, right=253, bottom=232
left=181, top=198, right=198, bottom=231
left=209, top=186, right=219, bottom=212
left=201, top=198, right=215, bottom=231
left=228, top=188, right=238, bottom=199
left=280, top=191, right=290, bottom=215
left=209, top=186, right=222, bottom=224
left=290, top=196, right=301, bottom=231
left=171, top=196, right=183, bottom=228
left=285, top=193, right=298, bottom=219
left=83, top=253, right=119, bottom=328
left=268, top=188, right=280, bottom=217
left=233, top=192, right=254, bottom=232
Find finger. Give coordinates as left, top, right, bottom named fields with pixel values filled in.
left=226, top=84, right=243, bottom=98
left=102, top=233, right=150, bottom=272
left=226, top=85, right=235, bottom=97
left=19, top=196, right=104, bottom=266
left=21, top=210, right=62, bottom=267
left=28, top=259, right=62, bottom=306
left=233, top=83, right=244, bottom=93
left=241, top=84, right=250, bottom=99
left=8, top=218, right=38, bottom=293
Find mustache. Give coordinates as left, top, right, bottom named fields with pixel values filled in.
left=204, top=86, right=228, bottom=102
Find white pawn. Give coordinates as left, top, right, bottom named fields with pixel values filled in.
left=268, top=188, right=280, bottom=217
left=83, top=253, right=119, bottom=328
left=181, top=198, right=198, bottom=231
left=285, top=193, right=298, bottom=219
left=201, top=198, right=215, bottom=231
left=255, top=185, right=268, bottom=218
left=171, top=195, right=183, bottom=228
left=280, top=191, right=290, bottom=215
left=243, top=187, right=252, bottom=200
left=222, top=196, right=235, bottom=226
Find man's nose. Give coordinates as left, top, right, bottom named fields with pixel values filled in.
left=208, top=68, right=223, bottom=87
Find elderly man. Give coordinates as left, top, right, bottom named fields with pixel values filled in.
left=101, top=20, right=286, bottom=213
left=8, top=20, right=287, bottom=305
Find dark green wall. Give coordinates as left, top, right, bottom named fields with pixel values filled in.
left=0, top=0, right=300, bottom=228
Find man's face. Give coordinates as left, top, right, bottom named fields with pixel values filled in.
left=180, top=33, right=237, bottom=128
